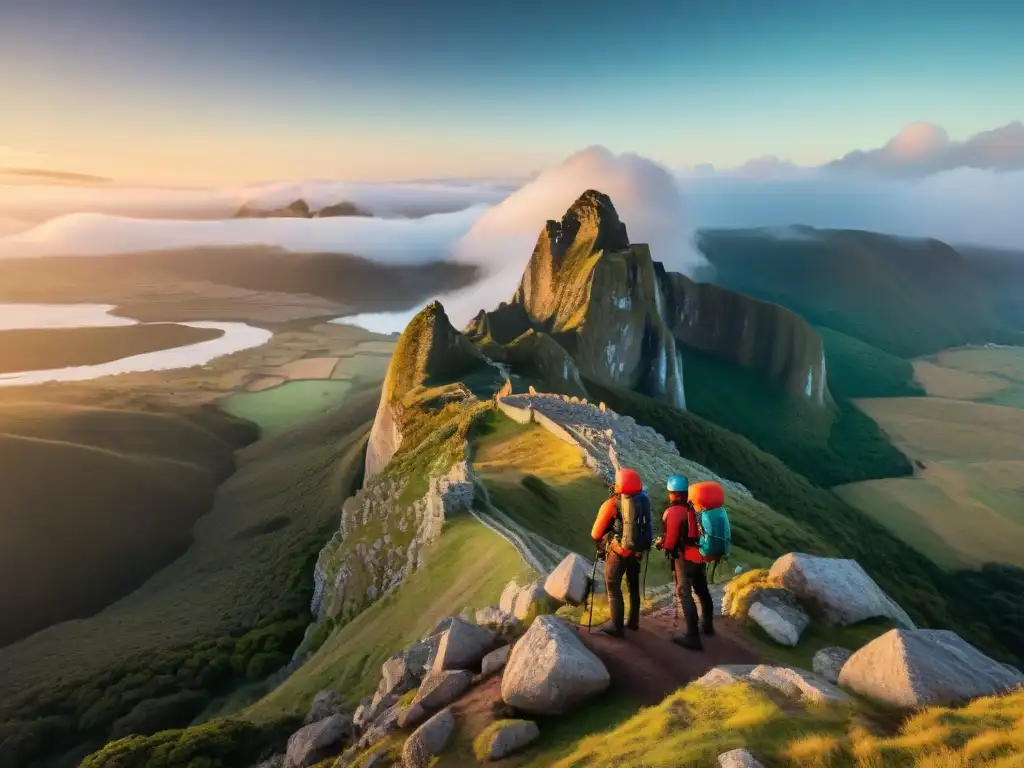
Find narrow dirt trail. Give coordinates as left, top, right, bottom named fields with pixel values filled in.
left=577, top=607, right=762, bottom=705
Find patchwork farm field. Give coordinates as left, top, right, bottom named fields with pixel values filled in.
left=839, top=351, right=1024, bottom=570
left=221, top=380, right=354, bottom=434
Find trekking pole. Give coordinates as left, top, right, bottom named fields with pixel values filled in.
left=587, top=548, right=599, bottom=634
left=641, top=549, right=650, bottom=602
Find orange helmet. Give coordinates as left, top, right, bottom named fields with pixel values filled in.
left=614, top=467, right=643, bottom=495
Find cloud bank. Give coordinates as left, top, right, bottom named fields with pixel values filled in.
left=824, top=121, right=1024, bottom=178
left=0, top=178, right=514, bottom=223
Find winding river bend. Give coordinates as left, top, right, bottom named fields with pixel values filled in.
left=0, top=303, right=272, bottom=387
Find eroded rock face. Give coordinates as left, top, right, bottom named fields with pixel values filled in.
left=812, top=647, right=852, bottom=685
left=402, top=708, right=455, bottom=768
left=501, top=615, right=610, bottom=715
left=769, top=553, right=915, bottom=629
left=838, top=629, right=1024, bottom=708
left=284, top=713, right=353, bottom=768
left=544, top=553, right=592, bottom=607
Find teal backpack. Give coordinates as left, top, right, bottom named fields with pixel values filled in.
left=696, top=506, right=732, bottom=561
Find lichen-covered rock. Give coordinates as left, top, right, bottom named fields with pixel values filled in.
left=501, top=615, right=610, bottom=714
left=432, top=618, right=499, bottom=673
left=401, top=708, right=455, bottom=768
left=769, top=553, right=914, bottom=629
left=481, top=644, right=512, bottom=677
left=284, top=713, right=353, bottom=768
left=812, top=647, right=852, bottom=685
left=544, top=553, right=592, bottom=606
left=478, top=719, right=540, bottom=761
left=747, top=589, right=810, bottom=646
left=838, top=629, right=1024, bottom=708
left=718, top=748, right=766, bottom=768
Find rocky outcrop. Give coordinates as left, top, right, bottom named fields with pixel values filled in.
left=501, top=615, right=610, bottom=714
left=366, top=301, right=490, bottom=479
left=478, top=720, right=540, bottom=761
left=501, top=330, right=589, bottom=398
left=769, top=553, right=914, bottom=629
left=400, top=669, right=474, bottom=727
left=313, top=461, right=474, bottom=620
left=481, top=645, right=512, bottom=677
left=284, top=713, right=353, bottom=768
left=305, top=690, right=344, bottom=725
left=718, top=749, right=766, bottom=768
left=432, top=618, right=499, bottom=673
left=812, top=647, right=852, bottom=685
left=498, top=579, right=557, bottom=623
left=402, top=708, right=455, bottom=768
left=472, top=190, right=828, bottom=406
left=544, top=553, right=592, bottom=606
left=234, top=198, right=369, bottom=218
left=747, top=589, right=810, bottom=646
left=696, top=664, right=851, bottom=706
left=838, top=629, right=1024, bottom=708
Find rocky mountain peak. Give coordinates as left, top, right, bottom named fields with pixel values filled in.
left=548, top=189, right=630, bottom=265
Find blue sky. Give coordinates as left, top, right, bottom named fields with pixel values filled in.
left=2, top=0, right=1022, bottom=182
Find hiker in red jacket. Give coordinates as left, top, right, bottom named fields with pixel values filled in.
left=591, top=467, right=653, bottom=638
left=657, top=474, right=715, bottom=650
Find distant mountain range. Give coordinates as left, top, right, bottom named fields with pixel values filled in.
left=233, top=198, right=370, bottom=219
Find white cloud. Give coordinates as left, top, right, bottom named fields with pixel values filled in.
left=824, top=120, right=1024, bottom=177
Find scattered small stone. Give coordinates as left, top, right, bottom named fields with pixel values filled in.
left=718, top=748, right=766, bottom=768
left=402, top=708, right=456, bottom=768
left=480, top=719, right=540, bottom=761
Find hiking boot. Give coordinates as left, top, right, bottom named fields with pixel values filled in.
left=626, top=621, right=640, bottom=632
left=672, top=634, right=704, bottom=651
left=600, top=627, right=626, bottom=639
left=701, top=623, right=715, bottom=637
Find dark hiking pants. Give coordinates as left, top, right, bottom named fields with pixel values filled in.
left=674, top=558, right=714, bottom=638
left=605, top=549, right=642, bottom=631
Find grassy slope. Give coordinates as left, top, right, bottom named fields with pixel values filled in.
left=0, top=387, right=379, bottom=767
left=0, top=398, right=254, bottom=648
left=247, top=515, right=536, bottom=722
left=0, top=325, right=224, bottom=374
left=816, top=325, right=924, bottom=399
left=583, top=379, right=1020, bottom=666
left=526, top=680, right=1024, bottom=768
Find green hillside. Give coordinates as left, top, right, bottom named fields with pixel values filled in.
left=0, top=387, right=379, bottom=768
left=698, top=227, right=1024, bottom=358
left=0, top=398, right=255, bottom=647
left=816, top=325, right=923, bottom=398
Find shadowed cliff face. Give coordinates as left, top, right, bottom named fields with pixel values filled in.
left=501, top=190, right=827, bottom=406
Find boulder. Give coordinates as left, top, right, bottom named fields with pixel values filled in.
left=747, top=665, right=851, bottom=705
left=414, top=669, right=474, bottom=713
left=838, top=629, right=1024, bottom=708
left=718, top=749, right=766, bottom=768
left=481, top=645, right=511, bottom=677
left=514, top=579, right=559, bottom=620
left=305, top=690, right=342, bottom=724
left=424, top=616, right=456, bottom=640
left=479, top=719, right=540, bottom=761
left=401, top=708, right=455, bottom=768
left=432, top=618, right=498, bottom=673
left=352, top=697, right=372, bottom=729
left=501, top=615, right=610, bottom=714
left=544, top=553, right=592, bottom=606
left=358, top=702, right=401, bottom=750
left=747, top=589, right=809, bottom=646
left=284, top=713, right=353, bottom=768
left=499, top=582, right=521, bottom=615
left=812, top=647, right=852, bottom=685
left=695, top=664, right=851, bottom=705
left=769, top=553, right=914, bottom=629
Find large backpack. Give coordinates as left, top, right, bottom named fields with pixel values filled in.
left=688, top=481, right=732, bottom=561
left=617, top=491, right=654, bottom=554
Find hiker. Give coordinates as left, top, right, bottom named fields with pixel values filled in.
left=656, top=475, right=716, bottom=650
left=590, top=467, right=654, bottom=638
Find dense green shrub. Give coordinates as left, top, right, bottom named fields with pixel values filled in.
left=817, top=326, right=925, bottom=398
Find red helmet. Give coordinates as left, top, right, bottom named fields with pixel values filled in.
left=614, top=467, right=642, bottom=495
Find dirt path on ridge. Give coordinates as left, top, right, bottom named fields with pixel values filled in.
left=577, top=606, right=762, bottom=705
